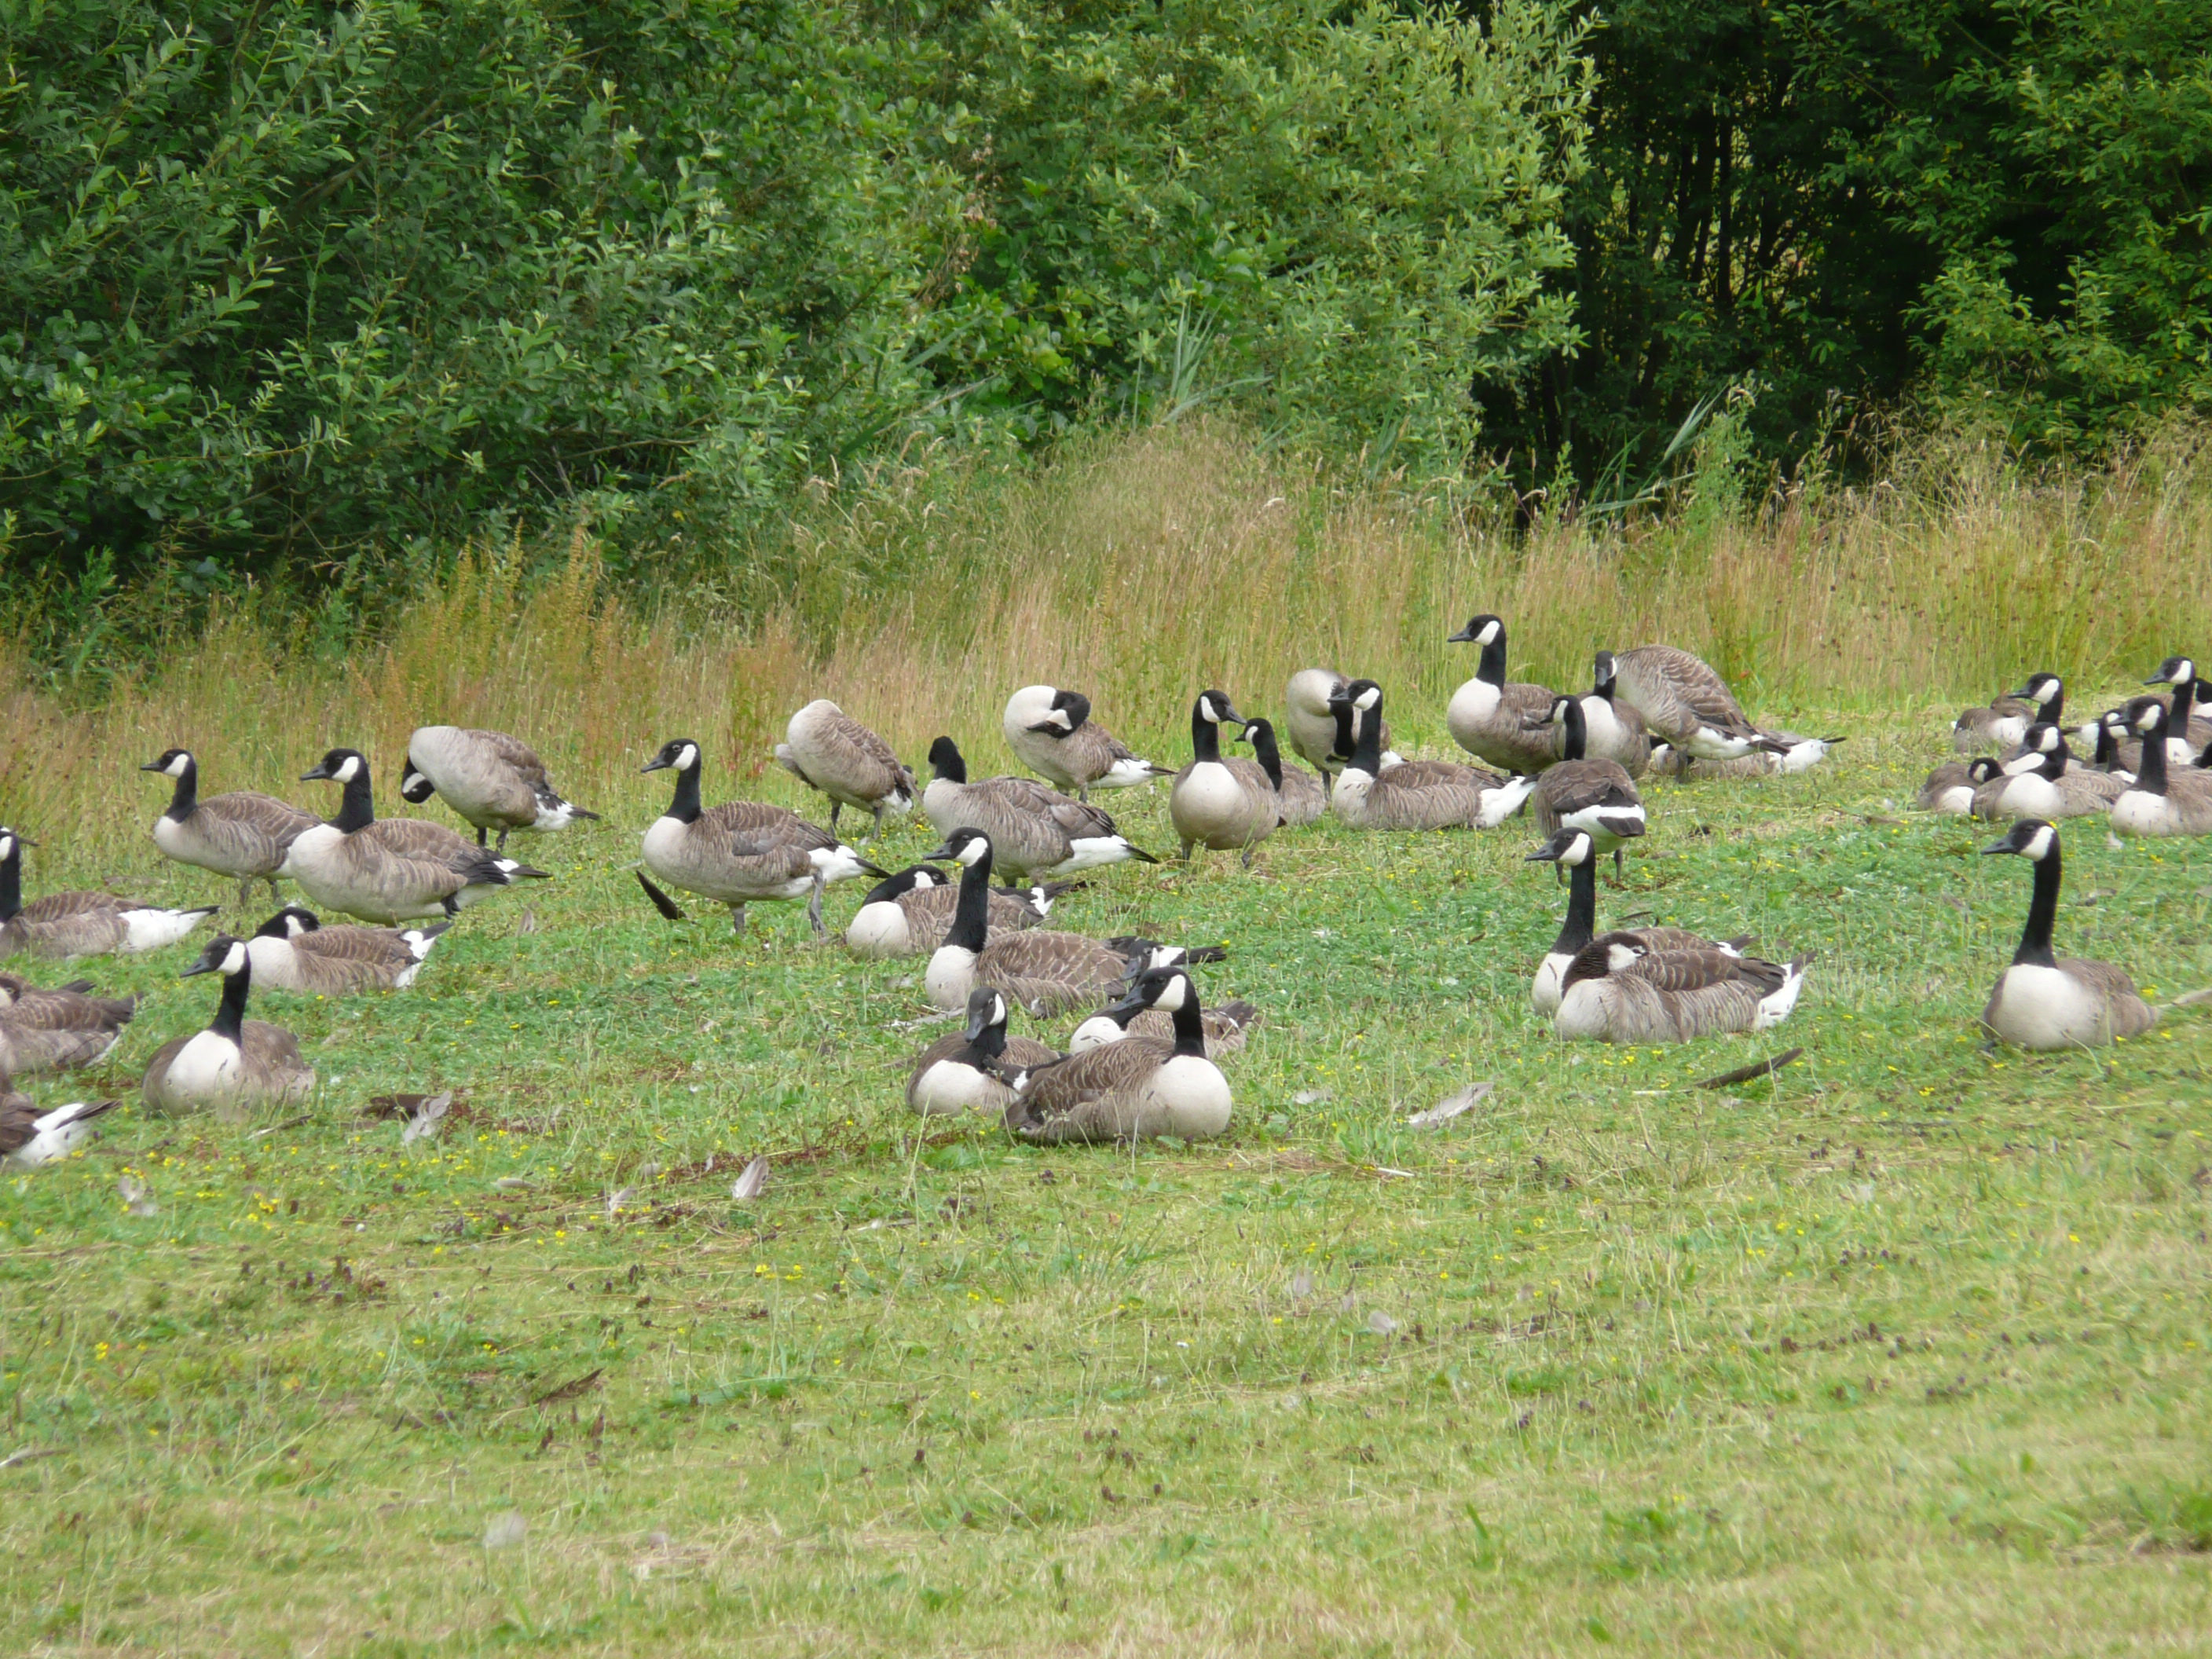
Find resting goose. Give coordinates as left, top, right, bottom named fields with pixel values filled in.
left=844, top=865, right=1072, bottom=958
left=1169, top=692, right=1280, bottom=865
left=639, top=739, right=884, bottom=936
left=1976, top=819, right=2155, bottom=1049
left=401, top=727, right=597, bottom=851
left=244, top=906, right=449, bottom=993
left=289, top=750, right=546, bottom=923
left=2143, top=657, right=2212, bottom=762
left=0, top=972, right=135, bottom=1076
left=2078, top=708, right=2145, bottom=775
left=0, top=972, right=136, bottom=1031
left=1970, top=725, right=2129, bottom=821
left=1002, top=686, right=1167, bottom=800
left=1916, top=756, right=2001, bottom=815
left=1524, top=828, right=1741, bottom=1016
left=2109, top=698, right=2212, bottom=837
left=141, top=935, right=316, bottom=1116
left=1328, top=683, right=1534, bottom=831
left=2, top=1081, right=119, bottom=1167
left=1532, top=696, right=1645, bottom=877
left=921, top=738, right=1158, bottom=878
left=1284, top=668, right=1390, bottom=786
left=1647, top=730, right=1844, bottom=779
left=905, top=986, right=1061, bottom=1117
left=1445, top=614, right=1557, bottom=774
left=141, top=749, right=317, bottom=906
left=1610, top=645, right=1787, bottom=762
left=774, top=700, right=915, bottom=835
left=1554, top=938, right=1808, bottom=1043
left=1953, top=693, right=2036, bottom=754
left=994, top=966, right=1232, bottom=1143
left=1068, top=988, right=1258, bottom=1058
left=1239, top=718, right=1327, bottom=826
left=0, top=828, right=217, bottom=961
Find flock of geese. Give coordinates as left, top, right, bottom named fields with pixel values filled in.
left=2, top=624, right=2207, bottom=1168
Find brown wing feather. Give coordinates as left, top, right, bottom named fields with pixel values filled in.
left=2056, top=958, right=2159, bottom=1036
left=701, top=801, right=835, bottom=851
left=976, top=932, right=1130, bottom=1016
left=291, top=925, right=419, bottom=968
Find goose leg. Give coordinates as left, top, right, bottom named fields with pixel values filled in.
left=476, top=826, right=488, bottom=848
left=1180, top=839, right=1196, bottom=863
left=1613, top=847, right=1624, bottom=884
left=829, top=800, right=843, bottom=834
left=1240, top=844, right=1257, bottom=870
left=1078, top=786, right=1090, bottom=804
left=804, top=872, right=829, bottom=940
left=728, top=903, right=748, bottom=936
left=870, top=801, right=888, bottom=840
left=495, top=828, right=510, bottom=854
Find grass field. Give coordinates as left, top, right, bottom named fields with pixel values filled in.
left=4, top=678, right=2210, bottom=1655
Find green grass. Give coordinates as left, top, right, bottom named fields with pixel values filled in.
left=4, top=698, right=2211, bottom=1655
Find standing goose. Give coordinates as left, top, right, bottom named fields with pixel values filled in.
left=1445, top=614, right=1557, bottom=774
left=2143, top=657, right=2212, bottom=762
left=289, top=750, right=546, bottom=923
left=401, top=727, right=598, bottom=851
left=1970, top=725, right=2129, bottom=821
left=1239, top=717, right=1327, bottom=826
left=1916, top=756, right=2001, bottom=815
left=1002, top=687, right=1168, bottom=800
left=994, top=966, right=1233, bottom=1144
left=774, top=700, right=915, bottom=835
left=1610, top=645, right=1787, bottom=762
left=140, top=750, right=318, bottom=906
left=0, top=972, right=135, bottom=1076
left=1524, top=829, right=1741, bottom=1016
left=1532, top=697, right=1646, bottom=877
left=141, top=935, right=317, bottom=1115
left=921, top=738, right=1159, bottom=878
left=1554, top=938, right=1808, bottom=1043
left=1977, top=819, right=2155, bottom=1049
left=638, top=739, right=884, bottom=936
left=1, top=1082, right=119, bottom=1168
left=0, top=829, right=218, bottom=961
left=844, top=866, right=1073, bottom=959
left=904, top=986, right=1062, bottom=1117
left=244, top=906, right=449, bottom=993
left=2109, top=698, right=2212, bottom=837
left=1328, top=683, right=1535, bottom=831
left=1169, top=692, right=1280, bottom=866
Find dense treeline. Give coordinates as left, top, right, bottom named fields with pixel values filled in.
left=0, top=0, right=2206, bottom=614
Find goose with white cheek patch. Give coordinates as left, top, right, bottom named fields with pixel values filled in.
left=1538, top=651, right=1651, bottom=777
left=244, top=906, right=449, bottom=993
left=1969, top=724, right=2128, bottom=821
left=904, top=987, right=1061, bottom=1117
left=401, top=727, right=598, bottom=851
left=1237, top=716, right=1327, bottom=826
left=1002, top=687, right=1167, bottom=800
left=141, top=935, right=316, bottom=1116
left=1554, top=936, right=1807, bottom=1043
left=1916, top=756, right=2000, bottom=815
left=287, top=749, right=547, bottom=923
left=1445, top=614, right=1558, bottom=775
left=1328, top=683, right=1535, bottom=831
left=2108, top=698, right=2212, bottom=837
left=1284, top=668, right=1395, bottom=786
left=921, top=737, right=1159, bottom=879
left=1525, top=829, right=1746, bottom=1017
left=774, top=700, right=915, bottom=836
left=994, top=966, right=1232, bottom=1144
left=1977, top=819, right=2155, bottom=1049
left=0, top=828, right=217, bottom=961
left=141, top=749, right=318, bottom=907
left=1532, top=695, right=1646, bottom=878
left=1068, top=984, right=1258, bottom=1059
left=1169, top=692, right=1280, bottom=866
left=638, top=738, right=885, bottom=937
left=2, top=1079, right=120, bottom=1168
left=844, top=865, right=1075, bottom=958
left=2142, top=657, right=2212, bottom=763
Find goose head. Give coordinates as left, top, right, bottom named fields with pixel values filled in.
left=141, top=749, right=195, bottom=779
left=301, top=747, right=368, bottom=785
left=181, top=935, right=251, bottom=979
left=964, top=985, right=1012, bottom=1044
left=1526, top=827, right=1596, bottom=868
left=1981, top=818, right=2057, bottom=862
left=1193, top=690, right=1246, bottom=729
left=925, top=736, right=967, bottom=782
left=2147, top=656, right=2196, bottom=687
left=1446, top=613, right=1503, bottom=646
left=922, top=827, right=994, bottom=869
left=640, top=738, right=701, bottom=775
left=253, top=906, right=322, bottom=940
left=398, top=758, right=437, bottom=804
left=2012, top=672, right=2064, bottom=706
left=1112, top=965, right=1193, bottom=1018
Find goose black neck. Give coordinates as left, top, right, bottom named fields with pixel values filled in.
left=1248, top=724, right=1285, bottom=790
left=932, top=744, right=967, bottom=784
left=1330, top=698, right=1357, bottom=763
left=0, top=841, right=19, bottom=922
left=963, top=1017, right=1008, bottom=1061
left=2137, top=704, right=2173, bottom=796
left=1558, top=698, right=1588, bottom=763
left=1347, top=699, right=1383, bottom=775
left=330, top=771, right=377, bottom=833
left=164, top=759, right=200, bottom=821
left=1190, top=703, right=1224, bottom=765
left=2091, top=720, right=2117, bottom=769
left=665, top=761, right=703, bottom=824
left=1592, top=666, right=1617, bottom=704
left=211, top=961, right=252, bottom=1042
left=1476, top=636, right=1507, bottom=690
left=944, top=845, right=994, bottom=953
left=1169, top=989, right=1207, bottom=1057
left=2012, top=846, right=2060, bottom=969
left=2037, top=685, right=2065, bottom=724
left=1551, top=854, right=1597, bottom=957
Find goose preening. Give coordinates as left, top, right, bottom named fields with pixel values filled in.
left=1553, top=937, right=1808, bottom=1043
left=774, top=700, right=915, bottom=835
left=2109, top=698, right=2212, bottom=837
left=1445, top=614, right=1557, bottom=774
left=141, top=749, right=317, bottom=906
left=0, top=971, right=136, bottom=1076
left=639, top=739, right=884, bottom=936
left=905, top=986, right=1060, bottom=1117
left=1068, top=985, right=1258, bottom=1058
left=1284, top=668, right=1393, bottom=786
left=1532, top=696, right=1645, bottom=877
left=1610, top=645, right=1793, bottom=762
left=2143, top=657, right=2212, bottom=762
left=1328, top=683, right=1535, bottom=830
left=291, top=749, right=547, bottom=923
left=1646, top=729, right=1844, bottom=779
left=1002, top=686, right=1167, bottom=800
left=921, top=738, right=1158, bottom=878
left=1916, top=756, right=2001, bottom=815
left=1969, top=725, right=2129, bottom=821
left=1525, top=828, right=1741, bottom=1016
left=141, top=935, right=317, bottom=1115
left=2, top=1082, right=119, bottom=1168
left=1978, top=819, right=2155, bottom=1049
left=1551, top=652, right=1651, bottom=777
left=245, top=906, right=449, bottom=993
left=994, top=965, right=1233, bottom=1144
left=400, top=727, right=598, bottom=851
left=0, top=828, right=218, bottom=961
left=1169, top=692, right=1280, bottom=866
left=844, top=865, right=1074, bottom=958
left=1239, top=717, right=1327, bottom=826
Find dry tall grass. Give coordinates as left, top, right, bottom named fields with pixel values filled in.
left=6, top=421, right=2208, bottom=854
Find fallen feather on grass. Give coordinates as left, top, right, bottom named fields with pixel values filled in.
left=483, top=1511, right=528, bottom=1550
left=1292, top=1089, right=1331, bottom=1107
left=1697, top=1049, right=1803, bottom=1090
left=119, top=1176, right=156, bottom=1218
left=1367, top=1310, right=1401, bottom=1336
left=400, top=1092, right=452, bottom=1145
left=1408, top=1081, right=1492, bottom=1128
left=731, top=1156, right=770, bottom=1202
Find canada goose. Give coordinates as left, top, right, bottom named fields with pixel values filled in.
left=0, top=972, right=135, bottom=1075
left=994, top=966, right=1232, bottom=1143
left=921, top=738, right=1159, bottom=878
left=1, top=1083, right=119, bottom=1168
left=1533, top=697, right=1645, bottom=876
left=2143, top=657, right=2212, bottom=762
left=1328, top=683, right=1536, bottom=831
left=140, top=750, right=318, bottom=906
left=1284, top=668, right=1393, bottom=786
left=844, top=865, right=1072, bottom=958
left=905, top=986, right=1061, bottom=1117
left=774, top=700, right=915, bottom=835
left=1916, top=756, right=2001, bottom=815
left=2109, top=698, right=2212, bottom=837
left=1647, top=729, right=1845, bottom=779
left=0, top=972, right=136, bottom=1030
left=1002, top=686, right=1167, bottom=800
left=1068, top=988, right=1258, bottom=1058
left=1953, top=693, right=2036, bottom=753
left=1550, top=652, right=1651, bottom=777
left=1977, top=819, right=2155, bottom=1048
left=920, top=830, right=1191, bottom=1016
left=401, top=727, right=598, bottom=851
left=1445, top=614, right=1557, bottom=773
left=639, top=739, right=884, bottom=936
left=1239, top=717, right=1327, bottom=826
left=289, top=750, right=546, bottom=923
left=1523, top=828, right=1739, bottom=1016
left=1170, top=692, right=1279, bottom=866
left=1970, top=725, right=2130, bottom=821
left=2078, top=708, right=2145, bottom=775
left=1554, top=938, right=1808, bottom=1043
left=1610, top=645, right=1791, bottom=762
left=141, top=935, right=317, bottom=1115
left=0, top=829, right=218, bottom=961
left=244, top=906, right=449, bottom=992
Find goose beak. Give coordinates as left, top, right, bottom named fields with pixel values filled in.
left=299, top=764, right=331, bottom=782
left=138, top=760, right=167, bottom=772
left=179, top=956, right=220, bottom=978
left=639, top=756, right=672, bottom=773
left=920, top=842, right=958, bottom=861
left=1446, top=624, right=1474, bottom=643
left=1977, top=839, right=2016, bottom=857
left=1524, top=844, right=1562, bottom=862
